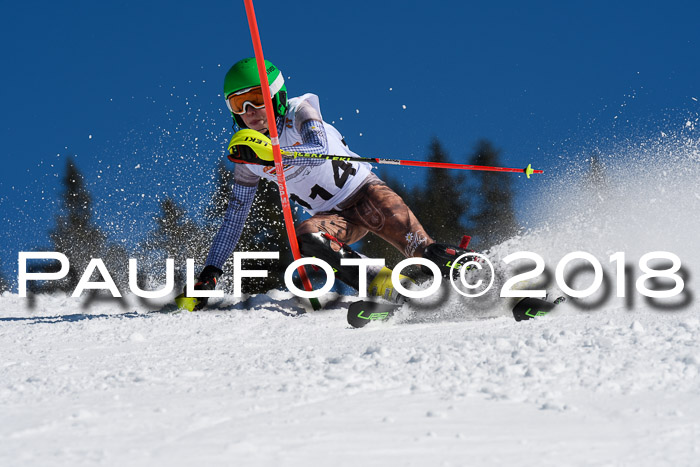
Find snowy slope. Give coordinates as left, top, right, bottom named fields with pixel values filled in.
left=1, top=138, right=699, bottom=466
left=1, top=293, right=698, bottom=466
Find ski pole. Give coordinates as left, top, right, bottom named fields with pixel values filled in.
left=229, top=129, right=543, bottom=178
left=285, top=151, right=541, bottom=178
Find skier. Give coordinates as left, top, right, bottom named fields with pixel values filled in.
left=180, top=58, right=473, bottom=310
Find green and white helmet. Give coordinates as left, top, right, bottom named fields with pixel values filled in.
left=223, top=58, right=287, bottom=129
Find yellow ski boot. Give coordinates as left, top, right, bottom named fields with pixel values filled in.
left=367, top=266, right=415, bottom=303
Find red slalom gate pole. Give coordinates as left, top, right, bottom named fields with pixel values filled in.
left=242, top=0, right=321, bottom=310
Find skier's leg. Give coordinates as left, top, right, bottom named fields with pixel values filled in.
left=344, top=182, right=434, bottom=258
left=296, top=213, right=411, bottom=301
left=343, top=182, right=481, bottom=279
left=306, top=181, right=428, bottom=301
left=297, top=231, right=365, bottom=291
left=296, top=213, right=369, bottom=291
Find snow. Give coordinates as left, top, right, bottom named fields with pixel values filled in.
left=2, top=138, right=700, bottom=465
left=1, top=293, right=698, bottom=466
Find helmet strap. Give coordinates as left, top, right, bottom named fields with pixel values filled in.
left=275, top=90, right=287, bottom=116
left=233, top=114, right=246, bottom=130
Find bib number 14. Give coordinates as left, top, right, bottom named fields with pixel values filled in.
left=290, top=160, right=357, bottom=209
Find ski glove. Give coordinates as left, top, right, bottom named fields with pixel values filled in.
left=191, top=265, right=223, bottom=311
left=228, top=145, right=274, bottom=166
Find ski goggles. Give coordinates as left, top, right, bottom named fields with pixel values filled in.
left=226, top=86, right=266, bottom=114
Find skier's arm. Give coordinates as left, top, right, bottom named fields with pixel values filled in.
left=229, top=119, right=328, bottom=167
left=279, top=120, right=328, bottom=166
left=278, top=99, right=328, bottom=166
left=204, top=179, right=258, bottom=270
left=229, top=102, right=330, bottom=166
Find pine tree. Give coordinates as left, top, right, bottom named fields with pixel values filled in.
left=101, top=242, right=131, bottom=292
left=0, top=271, right=10, bottom=293
left=231, top=178, right=291, bottom=294
left=145, top=198, right=207, bottom=288
left=48, top=158, right=108, bottom=292
left=358, top=171, right=414, bottom=268
left=201, top=163, right=291, bottom=294
left=468, top=140, right=519, bottom=250
left=359, top=139, right=472, bottom=272
left=583, top=151, right=608, bottom=192
left=411, top=138, right=471, bottom=244
left=205, top=162, right=235, bottom=222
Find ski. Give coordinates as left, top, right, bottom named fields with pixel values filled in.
left=347, top=300, right=403, bottom=328
left=347, top=296, right=567, bottom=328
left=511, top=296, right=566, bottom=321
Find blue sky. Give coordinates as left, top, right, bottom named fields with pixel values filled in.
left=1, top=0, right=699, bottom=281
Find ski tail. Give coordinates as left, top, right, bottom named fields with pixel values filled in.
left=349, top=290, right=567, bottom=328
left=347, top=300, right=402, bottom=328
left=512, top=296, right=566, bottom=322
